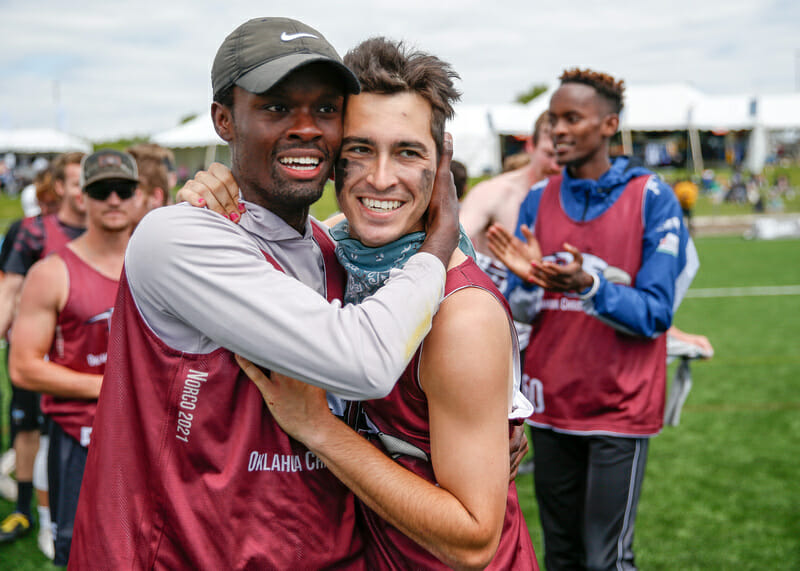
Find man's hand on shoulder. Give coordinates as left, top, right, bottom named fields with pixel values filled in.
left=420, top=133, right=459, bottom=267
left=176, top=163, right=244, bottom=223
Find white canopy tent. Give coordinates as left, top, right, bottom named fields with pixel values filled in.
left=0, top=128, right=91, bottom=154
left=151, top=115, right=227, bottom=174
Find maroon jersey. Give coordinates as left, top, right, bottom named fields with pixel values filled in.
left=353, top=257, right=538, bottom=570
left=524, top=175, right=667, bottom=436
left=40, top=246, right=117, bottom=446
left=5, top=213, right=84, bottom=276
left=70, top=223, right=365, bottom=570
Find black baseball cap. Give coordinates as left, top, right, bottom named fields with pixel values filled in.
left=80, top=149, right=138, bottom=190
left=211, top=17, right=360, bottom=98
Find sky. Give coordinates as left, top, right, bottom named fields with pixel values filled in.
left=1, top=0, right=798, bottom=141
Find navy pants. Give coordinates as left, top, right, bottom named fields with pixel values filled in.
left=532, top=428, right=648, bottom=571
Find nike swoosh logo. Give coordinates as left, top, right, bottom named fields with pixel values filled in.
left=280, top=32, right=319, bottom=42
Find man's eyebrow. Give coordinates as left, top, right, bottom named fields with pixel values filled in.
left=394, top=141, right=428, bottom=152
left=342, top=136, right=374, bottom=146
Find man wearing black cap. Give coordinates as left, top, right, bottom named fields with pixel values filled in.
left=70, top=18, right=458, bottom=569
left=8, top=149, right=139, bottom=566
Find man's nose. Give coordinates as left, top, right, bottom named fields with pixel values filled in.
left=287, top=110, right=323, bottom=141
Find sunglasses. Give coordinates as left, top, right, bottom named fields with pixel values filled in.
left=85, top=180, right=138, bottom=201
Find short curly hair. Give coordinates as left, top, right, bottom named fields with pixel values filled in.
left=559, top=68, right=625, bottom=114
left=344, top=37, right=461, bottom=157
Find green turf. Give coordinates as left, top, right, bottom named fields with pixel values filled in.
left=515, top=236, right=800, bottom=569
left=0, top=235, right=798, bottom=569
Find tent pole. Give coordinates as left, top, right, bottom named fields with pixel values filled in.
left=688, top=128, right=703, bottom=174
left=622, top=129, right=633, bottom=156
left=204, top=144, right=217, bottom=168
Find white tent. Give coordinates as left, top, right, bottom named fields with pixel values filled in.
left=620, top=84, right=705, bottom=131
left=759, top=94, right=800, bottom=130
left=151, top=115, right=227, bottom=173
left=447, top=101, right=553, bottom=176
left=447, top=105, right=497, bottom=176
left=151, top=115, right=223, bottom=148
left=0, top=128, right=91, bottom=154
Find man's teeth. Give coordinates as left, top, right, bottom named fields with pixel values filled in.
left=361, top=198, right=402, bottom=212
left=279, top=157, right=320, bottom=170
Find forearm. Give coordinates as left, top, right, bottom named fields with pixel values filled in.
left=10, top=357, right=102, bottom=399
left=129, top=207, right=446, bottom=400
left=242, top=253, right=445, bottom=399
left=584, top=272, right=673, bottom=337
left=0, top=273, right=23, bottom=337
left=305, top=416, right=502, bottom=570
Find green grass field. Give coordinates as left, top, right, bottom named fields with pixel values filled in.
left=0, top=231, right=798, bottom=568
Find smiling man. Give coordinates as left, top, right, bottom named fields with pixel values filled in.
left=69, top=18, right=459, bottom=570
left=8, top=150, right=139, bottom=566
left=488, top=68, right=698, bottom=571
left=236, top=37, right=537, bottom=570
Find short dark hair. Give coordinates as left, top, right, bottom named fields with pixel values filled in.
left=213, top=84, right=235, bottom=110
left=559, top=68, right=625, bottom=114
left=450, top=160, right=468, bottom=200
left=343, top=37, right=461, bottom=157
left=127, top=143, right=172, bottom=204
left=52, top=152, right=85, bottom=183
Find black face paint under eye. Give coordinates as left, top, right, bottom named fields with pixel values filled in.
left=419, top=168, right=435, bottom=197
left=334, top=158, right=348, bottom=195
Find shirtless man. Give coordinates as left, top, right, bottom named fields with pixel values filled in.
left=460, top=111, right=560, bottom=276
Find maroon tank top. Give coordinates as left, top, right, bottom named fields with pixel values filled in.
left=524, top=175, right=667, bottom=436
left=40, top=245, right=118, bottom=446
left=353, top=257, right=538, bottom=570
left=70, top=222, right=365, bottom=570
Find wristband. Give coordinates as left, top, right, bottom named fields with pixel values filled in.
left=578, top=272, right=600, bottom=300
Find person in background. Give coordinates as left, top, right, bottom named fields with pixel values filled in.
left=9, top=150, right=140, bottom=566
left=488, top=68, right=698, bottom=571
left=126, top=143, right=173, bottom=223
left=460, top=111, right=560, bottom=275
left=673, top=177, right=699, bottom=235
left=0, top=152, right=86, bottom=558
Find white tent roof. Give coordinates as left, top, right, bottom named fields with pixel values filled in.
left=759, top=94, right=800, bottom=130
left=620, top=83, right=704, bottom=131
left=151, top=115, right=224, bottom=148
left=692, top=94, right=755, bottom=131
left=0, top=128, right=91, bottom=154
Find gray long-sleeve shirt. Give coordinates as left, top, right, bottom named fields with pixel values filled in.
left=125, top=201, right=446, bottom=400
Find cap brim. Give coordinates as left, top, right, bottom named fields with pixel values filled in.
left=83, top=173, right=139, bottom=190
left=235, top=53, right=360, bottom=96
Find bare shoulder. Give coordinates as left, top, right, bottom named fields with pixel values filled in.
left=438, top=286, right=508, bottom=333
left=22, top=253, right=68, bottom=306
left=27, top=252, right=67, bottom=283
left=425, top=285, right=510, bottom=359
left=420, top=284, right=512, bottom=395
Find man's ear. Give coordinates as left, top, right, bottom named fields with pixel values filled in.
left=601, top=113, right=619, bottom=138
left=53, top=179, right=65, bottom=198
left=212, top=102, right=234, bottom=143
left=151, top=187, right=166, bottom=208
left=523, top=136, right=534, bottom=154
